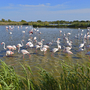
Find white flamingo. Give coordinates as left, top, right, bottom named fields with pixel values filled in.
left=63, top=46, right=72, bottom=51
left=63, top=49, right=73, bottom=55
left=40, top=40, right=47, bottom=55
left=21, top=49, right=30, bottom=59
left=6, top=50, right=14, bottom=56
left=51, top=43, right=61, bottom=56
left=40, top=46, right=47, bottom=55
left=1, top=42, right=13, bottom=50
left=79, top=41, right=85, bottom=49
left=12, top=45, right=17, bottom=51
left=17, top=46, right=30, bottom=58
left=63, top=46, right=73, bottom=55
left=26, top=41, right=34, bottom=48
left=35, top=45, right=41, bottom=52
left=66, top=40, right=72, bottom=47
left=17, top=40, right=24, bottom=48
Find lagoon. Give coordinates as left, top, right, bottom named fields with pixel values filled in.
left=0, top=25, right=89, bottom=77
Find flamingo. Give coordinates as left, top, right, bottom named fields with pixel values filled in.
left=59, top=30, right=62, bottom=33
left=40, top=46, right=47, bottom=55
left=66, top=40, right=72, bottom=47
left=21, top=49, right=30, bottom=59
left=63, top=46, right=72, bottom=51
left=33, top=37, right=37, bottom=40
left=63, top=46, right=73, bottom=55
left=77, top=47, right=84, bottom=52
left=46, top=40, right=53, bottom=46
left=22, top=31, right=25, bottom=34
left=43, top=45, right=49, bottom=49
left=17, top=46, right=30, bottom=58
left=9, top=32, right=12, bottom=34
left=56, top=38, right=60, bottom=44
left=51, top=43, right=61, bottom=56
left=6, top=26, right=8, bottom=29
left=79, top=42, right=85, bottom=49
left=35, top=45, right=41, bottom=52
left=12, top=45, right=17, bottom=51
left=36, top=39, right=44, bottom=46
left=1, top=42, right=13, bottom=50
left=6, top=50, right=14, bottom=56
left=63, top=49, right=73, bottom=55
left=40, top=40, right=47, bottom=55
left=26, top=41, right=33, bottom=48
left=17, top=40, right=24, bottom=48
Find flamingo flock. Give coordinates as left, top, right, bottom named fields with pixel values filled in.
left=1, top=25, right=90, bottom=59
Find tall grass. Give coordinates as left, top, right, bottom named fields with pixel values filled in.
left=0, top=60, right=90, bottom=90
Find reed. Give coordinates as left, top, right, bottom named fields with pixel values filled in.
left=0, top=60, right=90, bottom=90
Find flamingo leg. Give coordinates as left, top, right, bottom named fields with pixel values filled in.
left=28, top=54, right=31, bottom=58
left=23, top=55, right=24, bottom=59
left=36, top=49, right=37, bottom=53
left=51, top=52, right=54, bottom=57
left=44, top=51, right=46, bottom=55
left=89, top=56, right=90, bottom=59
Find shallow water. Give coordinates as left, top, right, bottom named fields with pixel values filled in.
left=0, top=25, right=89, bottom=76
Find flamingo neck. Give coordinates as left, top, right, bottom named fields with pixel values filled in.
left=41, top=40, right=44, bottom=48
left=57, top=43, right=60, bottom=48
left=3, top=42, right=6, bottom=50
left=18, top=47, right=20, bottom=52
left=21, top=41, right=23, bottom=46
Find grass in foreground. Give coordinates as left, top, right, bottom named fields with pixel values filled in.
left=0, top=60, right=90, bottom=90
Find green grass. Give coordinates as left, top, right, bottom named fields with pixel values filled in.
left=0, top=59, right=90, bottom=90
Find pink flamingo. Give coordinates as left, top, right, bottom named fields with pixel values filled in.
left=1, top=42, right=13, bottom=50
left=17, top=46, right=30, bottom=58
left=66, top=50, right=73, bottom=54
left=6, top=50, right=14, bottom=56
left=63, top=46, right=73, bottom=55
left=26, top=42, right=34, bottom=48
left=21, top=49, right=30, bottom=59
left=63, top=49, right=73, bottom=55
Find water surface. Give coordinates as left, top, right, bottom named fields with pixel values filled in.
left=0, top=25, right=89, bottom=77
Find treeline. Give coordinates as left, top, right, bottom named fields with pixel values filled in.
left=0, top=18, right=90, bottom=28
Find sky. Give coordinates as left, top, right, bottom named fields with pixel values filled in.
left=0, top=0, right=90, bottom=21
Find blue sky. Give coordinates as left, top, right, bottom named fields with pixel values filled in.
left=0, top=0, right=90, bottom=21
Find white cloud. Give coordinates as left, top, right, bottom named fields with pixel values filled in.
left=19, top=4, right=45, bottom=7
left=53, top=8, right=90, bottom=14
left=18, top=3, right=66, bottom=10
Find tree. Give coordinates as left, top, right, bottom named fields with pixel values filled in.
left=37, top=20, right=42, bottom=22
left=21, top=20, right=26, bottom=22
left=1, top=18, right=5, bottom=22
left=8, top=19, right=12, bottom=22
